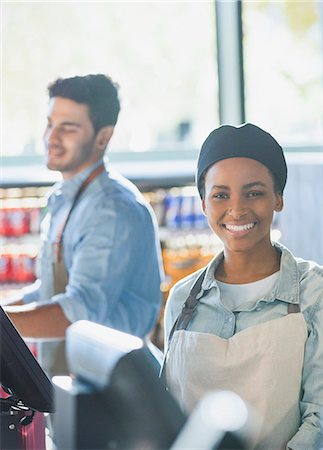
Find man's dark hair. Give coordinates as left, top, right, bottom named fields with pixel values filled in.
left=48, top=74, right=120, bottom=132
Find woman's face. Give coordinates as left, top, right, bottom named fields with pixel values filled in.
left=202, top=157, right=283, bottom=254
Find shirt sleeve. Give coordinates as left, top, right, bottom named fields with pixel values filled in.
left=164, top=287, right=176, bottom=351
left=287, top=293, right=323, bottom=449
left=163, top=277, right=193, bottom=351
left=52, top=196, right=162, bottom=337
left=22, top=279, right=41, bottom=303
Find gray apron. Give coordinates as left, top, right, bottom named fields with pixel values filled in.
left=38, top=164, right=105, bottom=378
left=163, top=270, right=308, bottom=450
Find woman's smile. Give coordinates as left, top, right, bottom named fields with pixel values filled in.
left=223, top=221, right=257, bottom=236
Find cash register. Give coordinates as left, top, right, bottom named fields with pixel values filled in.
left=0, top=305, right=53, bottom=449
left=52, top=320, right=251, bottom=449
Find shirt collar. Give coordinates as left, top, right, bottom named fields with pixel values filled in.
left=49, top=159, right=104, bottom=203
left=200, top=241, right=300, bottom=304
left=202, top=252, right=224, bottom=291
left=272, top=241, right=300, bottom=304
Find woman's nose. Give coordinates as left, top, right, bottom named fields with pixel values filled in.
left=227, top=199, right=248, bottom=219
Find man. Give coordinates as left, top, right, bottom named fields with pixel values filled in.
left=4, top=74, right=164, bottom=376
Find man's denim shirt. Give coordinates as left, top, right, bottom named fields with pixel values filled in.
left=23, top=160, right=164, bottom=338
left=164, top=241, right=323, bottom=449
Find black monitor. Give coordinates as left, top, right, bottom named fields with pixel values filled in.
left=0, top=305, right=54, bottom=413
left=53, top=321, right=186, bottom=449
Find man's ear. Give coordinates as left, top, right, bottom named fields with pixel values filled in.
left=274, top=194, right=284, bottom=212
left=95, top=126, right=114, bottom=151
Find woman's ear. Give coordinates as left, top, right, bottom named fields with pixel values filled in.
left=275, top=194, right=284, bottom=212
left=201, top=199, right=207, bottom=216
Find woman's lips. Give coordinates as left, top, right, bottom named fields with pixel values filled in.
left=223, top=222, right=257, bottom=235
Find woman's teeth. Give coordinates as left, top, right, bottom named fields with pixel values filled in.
left=225, top=222, right=256, bottom=232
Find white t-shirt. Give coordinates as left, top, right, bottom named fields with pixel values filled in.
left=216, top=271, right=280, bottom=310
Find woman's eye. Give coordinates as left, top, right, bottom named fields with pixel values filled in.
left=213, top=193, right=229, bottom=199
left=248, top=191, right=264, bottom=198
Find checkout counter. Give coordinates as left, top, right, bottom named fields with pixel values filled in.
left=52, top=321, right=253, bottom=450
left=1, top=302, right=253, bottom=450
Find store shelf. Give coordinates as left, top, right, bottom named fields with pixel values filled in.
left=1, top=151, right=322, bottom=289
left=2, top=149, right=322, bottom=190
left=1, top=150, right=199, bottom=190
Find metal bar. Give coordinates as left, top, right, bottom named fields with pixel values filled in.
left=215, top=0, right=245, bottom=125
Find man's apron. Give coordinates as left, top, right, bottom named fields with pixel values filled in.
left=164, top=270, right=308, bottom=450
left=38, top=164, right=105, bottom=378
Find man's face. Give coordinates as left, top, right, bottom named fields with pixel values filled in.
left=44, top=97, right=98, bottom=180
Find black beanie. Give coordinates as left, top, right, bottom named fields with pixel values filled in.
left=196, top=123, right=287, bottom=197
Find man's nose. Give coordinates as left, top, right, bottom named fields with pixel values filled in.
left=44, top=125, right=60, bottom=143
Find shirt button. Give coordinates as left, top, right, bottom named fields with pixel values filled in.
left=256, top=307, right=262, bottom=311
left=228, top=317, right=233, bottom=323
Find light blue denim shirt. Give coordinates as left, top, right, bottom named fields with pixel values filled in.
left=23, top=159, right=164, bottom=338
left=164, top=242, right=323, bottom=449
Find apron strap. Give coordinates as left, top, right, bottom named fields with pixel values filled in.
left=161, top=272, right=301, bottom=383
left=168, top=268, right=207, bottom=346
left=167, top=274, right=301, bottom=346
left=287, top=303, right=300, bottom=314
left=55, top=163, right=105, bottom=262
left=160, top=268, right=207, bottom=382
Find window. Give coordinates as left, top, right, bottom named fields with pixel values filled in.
left=243, top=0, right=323, bottom=148
left=2, top=2, right=218, bottom=156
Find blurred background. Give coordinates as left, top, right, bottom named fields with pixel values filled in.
left=2, top=1, right=323, bottom=153
left=1, top=1, right=323, bottom=308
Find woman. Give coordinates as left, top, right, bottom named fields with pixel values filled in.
left=163, top=123, right=323, bottom=450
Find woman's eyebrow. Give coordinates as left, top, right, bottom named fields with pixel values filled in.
left=210, top=184, right=230, bottom=190
left=243, top=181, right=268, bottom=188
left=210, top=181, right=269, bottom=192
